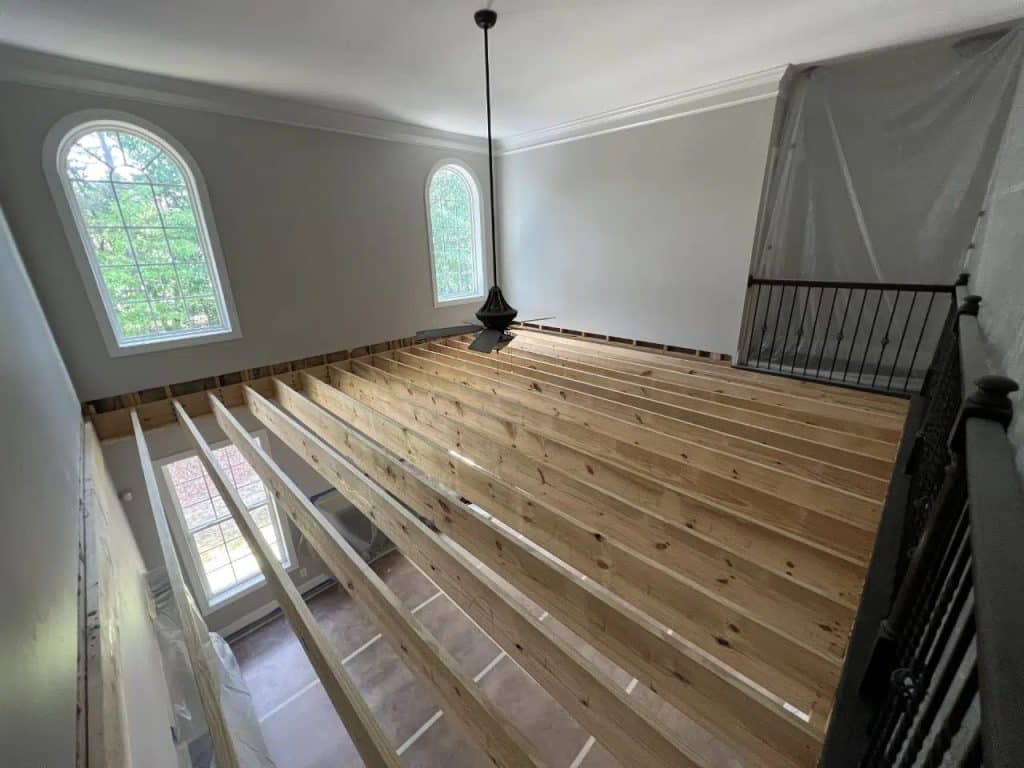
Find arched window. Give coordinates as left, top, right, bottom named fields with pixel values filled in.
left=51, top=116, right=238, bottom=354
left=426, top=161, right=485, bottom=305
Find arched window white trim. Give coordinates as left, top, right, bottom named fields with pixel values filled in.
left=44, top=110, right=240, bottom=356
left=425, top=159, right=487, bottom=307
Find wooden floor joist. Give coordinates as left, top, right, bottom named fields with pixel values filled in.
left=354, top=354, right=872, bottom=614
left=300, top=371, right=841, bottom=717
left=397, top=345, right=880, bottom=562
left=175, top=401, right=404, bottom=768
left=431, top=341, right=886, bottom=516
left=117, top=331, right=904, bottom=768
left=513, top=328, right=909, bottom=417
left=261, top=379, right=823, bottom=766
left=465, top=337, right=899, bottom=473
left=508, top=332, right=904, bottom=442
left=332, top=362, right=855, bottom=647
left=131, top=411, right=244, bottom=768
left=369, top=350, right=869, bottom=607
left=205, top=396, right=546, bottom=768
left=240, top=386, right=706, bottom=768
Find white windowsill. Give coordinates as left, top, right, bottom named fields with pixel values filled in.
left=206, top=558, right=296, bottom=612
left=108, top=325, right=242, bottom=357
left=433, top=293, right=485, bottom=309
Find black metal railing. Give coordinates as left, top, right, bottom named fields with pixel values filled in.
left=819, top=284, right=1024, bottom=767
left=737, top=277, right=962, bottom=395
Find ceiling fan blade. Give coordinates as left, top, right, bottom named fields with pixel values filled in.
left=415, top=324, right=483, bottom=342
left=517, top=315, right=556, bottom=325
left=468, top=328, right=512, bottom=353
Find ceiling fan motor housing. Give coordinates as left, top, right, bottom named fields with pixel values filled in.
left=476, top=285, right=518, bottom=332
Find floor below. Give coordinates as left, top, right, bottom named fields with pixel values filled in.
left=231, top=550, right=745, bottom=768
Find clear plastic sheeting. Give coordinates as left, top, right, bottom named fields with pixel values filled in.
left=967, top=32, right=1024, bottom=478
left=148, top=569, right=276, bottom=768
left=752, top=23, right=1024, bottom=282
left=744, top=22, right=1024, bottom=375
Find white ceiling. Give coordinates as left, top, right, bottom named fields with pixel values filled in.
left=0, top=0, right=1020, bottom=139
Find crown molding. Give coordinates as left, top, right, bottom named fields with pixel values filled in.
left=0, top=43, right=489, bottom=155
left=496, top=65, right=786, bottom=156
left=0, top=43, right=785, bottom=158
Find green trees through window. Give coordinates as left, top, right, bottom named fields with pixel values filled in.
left=427, top=163, right=483, bottom=303
left=62, top=124, right=231, bottom=345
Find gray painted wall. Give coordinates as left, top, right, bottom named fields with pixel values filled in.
left=497, top=97, right=775, bottom=355
left=0, top=81, right=490, bottom=402
left=101, top=408, right=340, bottom=635
left=87, top=427, right=180, bottom=768
left=0, top=205, right=82, bottom=766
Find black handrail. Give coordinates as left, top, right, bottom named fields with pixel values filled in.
left=737, top=276, right=962, bottom=395
left=748, top=276, right=959, bottom=292
left=819, top=282, right=1024, bottom=767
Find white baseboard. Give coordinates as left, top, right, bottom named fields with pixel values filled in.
left=216, top=574, right=333, bottom=640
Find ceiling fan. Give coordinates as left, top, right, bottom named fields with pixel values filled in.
left=416, top=9, right=551, bottom=353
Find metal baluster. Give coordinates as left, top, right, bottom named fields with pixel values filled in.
left=904, top=292, right=936, bottom=393
left=816, top=286, right=840, bottom=374
left=843, top=288, right=869, bottom=383
left=756, top=283, right=775, bottom=367
left=779, top=283, right=798, bottom=371
left=872, top=290, right=902, bottom=388
left=858, top=288, right=885, bottom=384
left=888, top=291, right=919, bottom=391
left=767, top=283, right=787, bottom=368
left=792, top=284, right=813, bottom=373
left=829, top=286, right=854, bottom=380
left=803, top=286, right=826, bottom=375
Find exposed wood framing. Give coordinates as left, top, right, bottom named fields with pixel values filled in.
left=130, top=411, right=243, bottom=768
left=175, top=402, right=404, bottom=768
left=86, top=336, right=416, bottom=440
left=306, top=370, right=840, bottom=715
left=240, top=386, right=701, bottom=768
left=255, top=381, right=818, bottom=767
left=120, top=331, right=904, bottom=767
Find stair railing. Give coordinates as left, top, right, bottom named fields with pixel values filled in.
left=819, top=282, right=1024, bottom=767
left=736, top=276, right=963, bottom=395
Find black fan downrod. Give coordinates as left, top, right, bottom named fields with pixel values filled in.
left=473, top=8, right=517, bottom=337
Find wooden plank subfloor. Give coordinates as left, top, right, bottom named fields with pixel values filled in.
left=252, top=332, right=902, bottom=767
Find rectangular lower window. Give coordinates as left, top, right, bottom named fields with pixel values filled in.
left=161, top=435, right=290, bottom=606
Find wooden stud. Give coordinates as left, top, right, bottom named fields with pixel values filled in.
left=174, top=401, right=404, bottom=768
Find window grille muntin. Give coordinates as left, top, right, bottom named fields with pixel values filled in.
left=426, top=162, right=485, bottom=305
left=162, top=436, right=291, bottom=605
left=58, top=120, right=234, bottom=348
